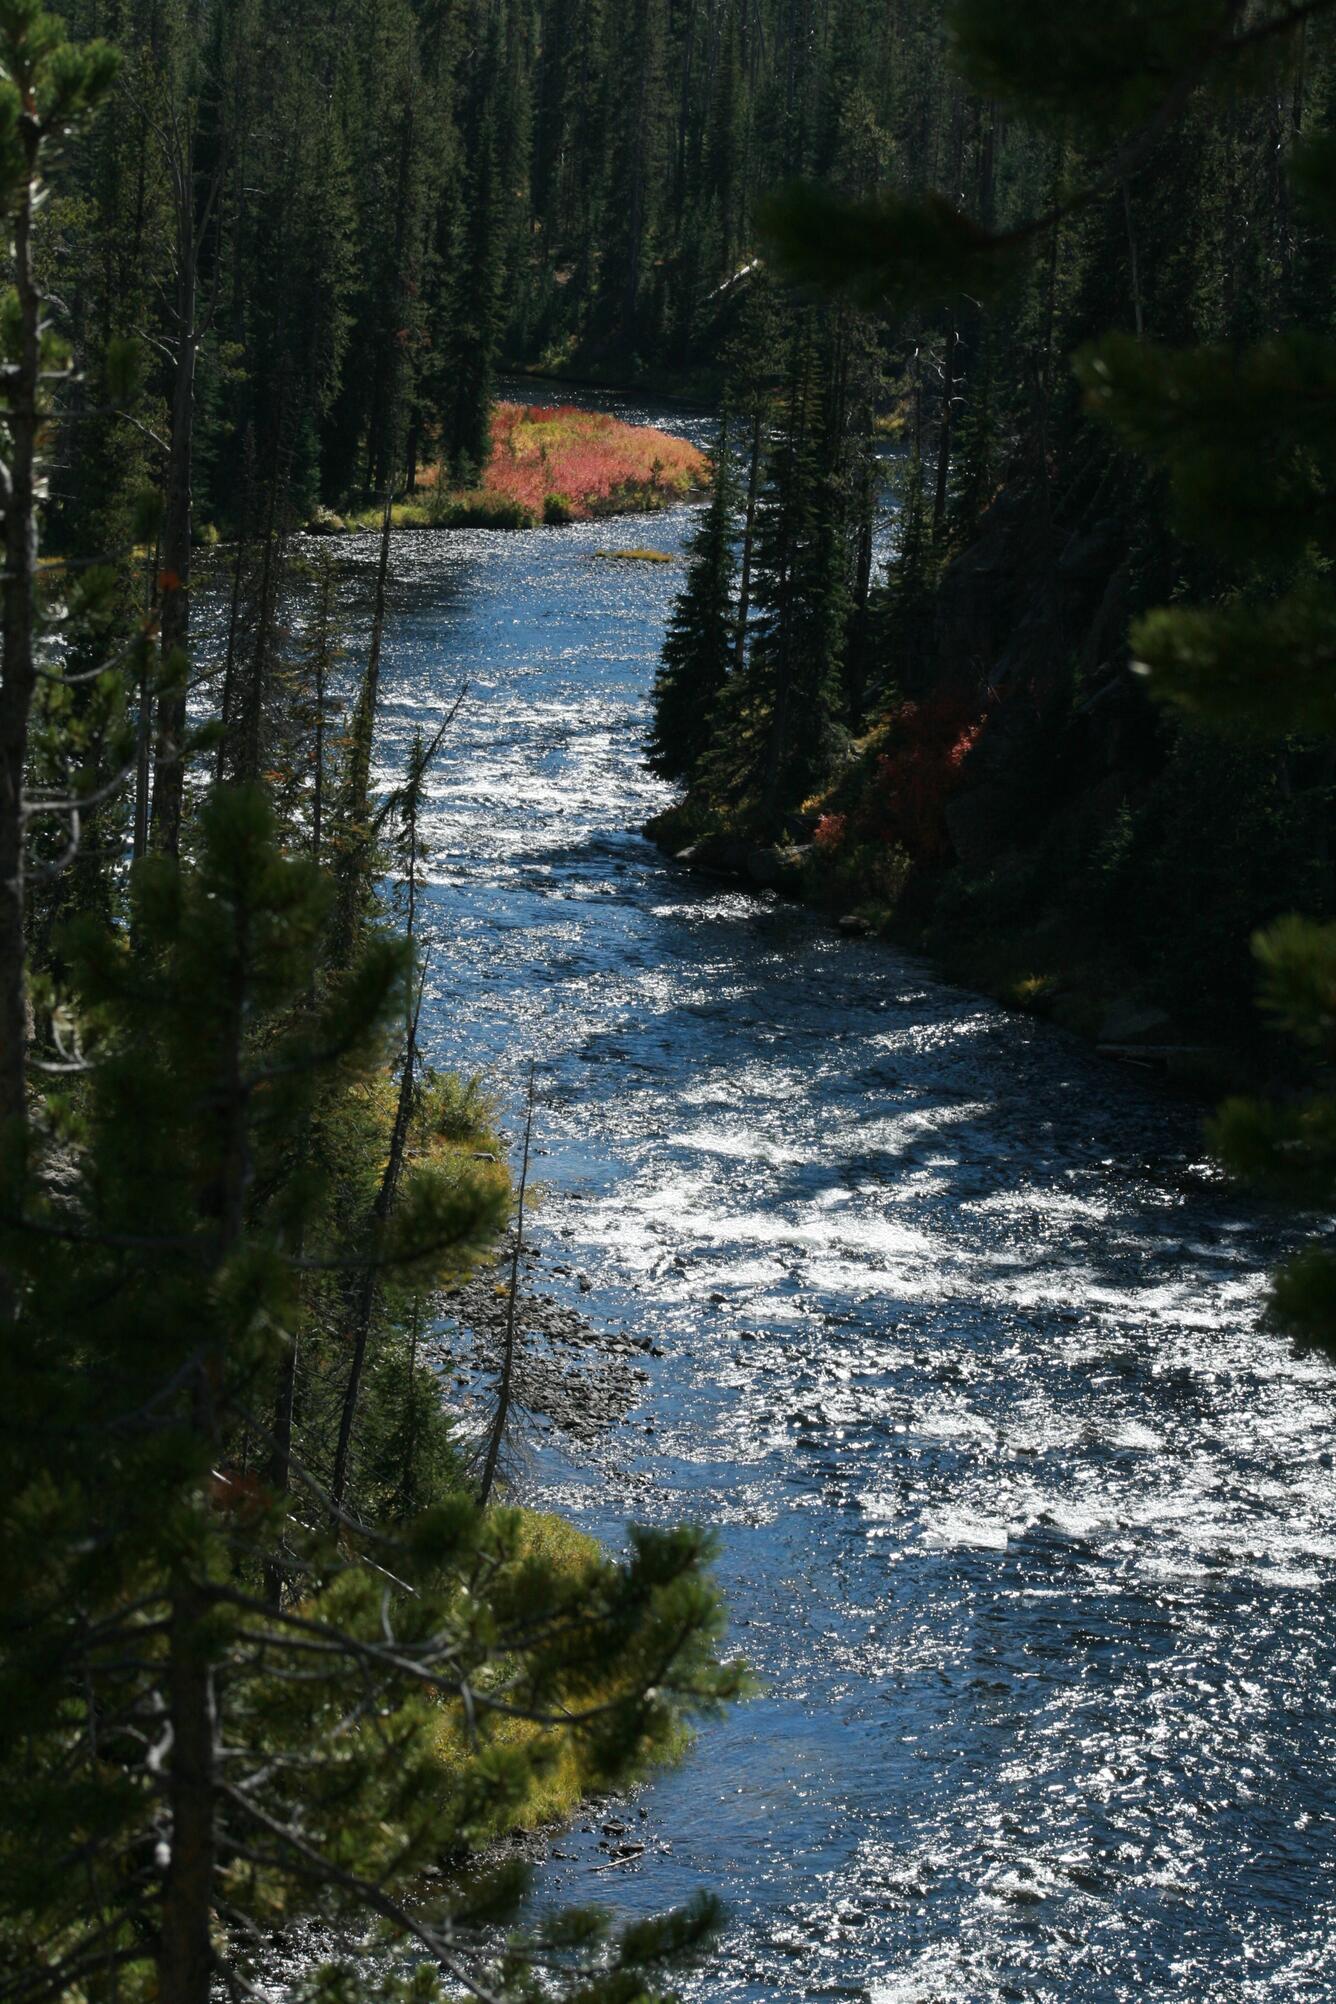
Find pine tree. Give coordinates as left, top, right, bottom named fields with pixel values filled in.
left=436, top=9, right=510, bottom=483
left=0, top=785, right=741, bottom=2004
left=599, top=0, right=667, bottom=346
left=710, top=320, right=848, bottom=828
left=875, top=453, right=937, bottom=704
left=0, top=0, right=119, bottom=1138
left=144, top=0, right=231, bottom=861
left=330, top=493, right=393, bottom=962
left=648, top=413, right=739, bottom=784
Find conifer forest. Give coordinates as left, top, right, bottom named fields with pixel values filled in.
left=5, top=2, right=1336, bottom=2000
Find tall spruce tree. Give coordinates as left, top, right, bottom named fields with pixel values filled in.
left=0, top=0, right=119, bottom=1138
left=648, top=413, right=739, bottom=784
left=709, top=319, right=848, bottom=828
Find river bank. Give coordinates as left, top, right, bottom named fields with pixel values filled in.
left=641, top=800, right=1247, bottom=1095
left=437, top=1226, right=660, bottom=1448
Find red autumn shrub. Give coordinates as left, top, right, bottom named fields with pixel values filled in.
left=456, top=404, right=708, bottom=518
left=814, top=812, right=847, bottom=853
left=865, top=696, right=985, bottom=861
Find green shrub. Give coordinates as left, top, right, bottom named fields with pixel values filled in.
left=425, top=1068, right=498, bottom=1146
left=390, top=500, right=434, bottom=529
left=433, top=489, right=537, bottom=530
left=808, top=828, right=913, bottom=914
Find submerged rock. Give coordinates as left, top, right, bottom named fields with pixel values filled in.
left=434, top=1240, right=650, bottom=1445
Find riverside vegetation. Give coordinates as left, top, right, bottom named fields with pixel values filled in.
left=3, top=1, right=1336, bottom=2002
left=647, top=10, right=1336, bottom=1068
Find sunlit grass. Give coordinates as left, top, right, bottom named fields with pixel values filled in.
left=431, top=1510, right=690, bottom=1835
left=1011, top=972, right=1058, bottom=1008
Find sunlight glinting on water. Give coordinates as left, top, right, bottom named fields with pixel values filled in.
left=308, top=383, right=1336, bottom=2002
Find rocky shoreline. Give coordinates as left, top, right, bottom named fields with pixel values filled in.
left=432, top=1229, right=659, bottom=1451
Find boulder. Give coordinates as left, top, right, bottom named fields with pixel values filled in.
left=745, top=844, right=810, bottom=890
left=306, top=505, right=347, bottom=536
left=675, top=833, right=751, bottom=876
left=1097, top=998, right=1174, bottom=1045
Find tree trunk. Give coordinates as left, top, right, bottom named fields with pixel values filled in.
left=330, top=970, right=423, bottom=1519
left=159, top=379, right=252, bottom=2004
left=676, top=0, right=696, bottom=203
left=238, top=453, right=287, bottom=788
left=157, top=1581, right=217, bottom=2004
left=331, top=496, right=392, bottom=963
left=264, top=1321, right=300, bottom=1608
left=348, top=496, right=393, bottom=815
left=760, top=343, right=808, bottom=826
left=479, top=1064, right=535, bottom=1507
left=133, top=545, right=158, bottom=863
left=734, top=408, right=763, bottom=671
left=932, top=319, right=955, bottom=539
left=0, top=125, right=42, bottom=1135
left=152, top=211, right=199, bottom=858
left=312, top=565, right=331, bottom=864
left=1121, top=179, right=1144, bottom=341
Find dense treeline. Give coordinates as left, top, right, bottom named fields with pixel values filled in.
left=650, top=0, right=1336, bottom=1062
left=49, top=0, right=951, bottom=550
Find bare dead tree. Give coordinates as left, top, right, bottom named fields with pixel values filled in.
left=149, top=94, right=227, bottom=858
left=329, top=958, right=429, bottom=1521
left=478, top=1061, right=537, bottom=1508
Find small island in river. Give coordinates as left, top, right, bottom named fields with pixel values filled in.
left=310, top=401, right=709, bottom=535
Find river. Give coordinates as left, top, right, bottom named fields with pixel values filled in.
left=334, top=384, right=1336, bottom=2002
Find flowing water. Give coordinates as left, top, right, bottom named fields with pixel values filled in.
left=334, top=386, right=1336, bottom=2001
